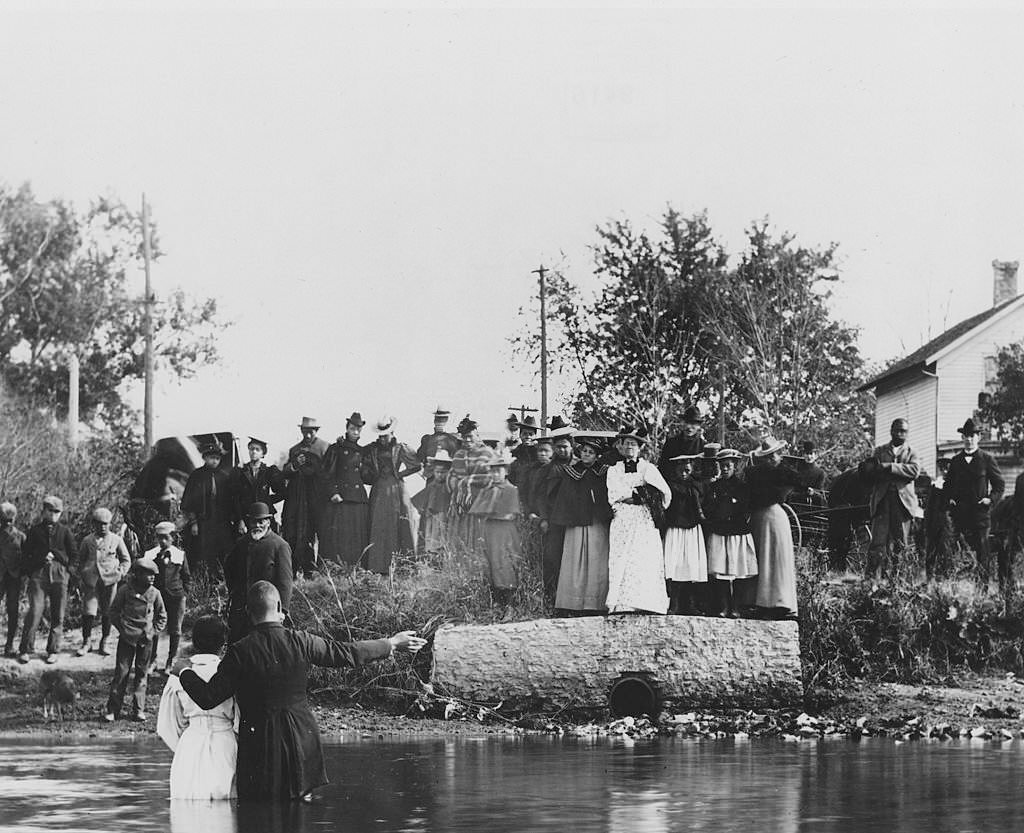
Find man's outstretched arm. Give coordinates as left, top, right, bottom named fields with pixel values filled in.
left=179, top=648, right=240, bottom=709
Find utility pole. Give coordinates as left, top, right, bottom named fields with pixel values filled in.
left=142, top=194, right=154, bottom=453
left=506, top=404, right=538, bottom=424
left=68, top=352, right=79, bottom=450
left=532, top=265, right=548, bottom=432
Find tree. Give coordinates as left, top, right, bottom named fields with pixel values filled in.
left=977, top=341, right=1024, bottom=455
left=702, top=220, right=865, bottom=446
left=511, top=210, right=730, bottom=451
left=512, top=210, right=870, bottom=465
left=0, top=182, right=226, bottom=426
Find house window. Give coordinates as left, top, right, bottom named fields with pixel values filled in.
left=984, top=355, right=999, bottom=392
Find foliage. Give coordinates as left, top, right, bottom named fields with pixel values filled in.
left=977, top=341, right=1024, bottom=455
left=702, top=220, right=865, bottom=445
left=799, top=543, right=1024, bottom=690
left=0, top=381, right=144, bottom=538
left=512, top=210, right=868, bottom=457
left=512, top=210, right=731, bottom=449
left=0, top=182, right=226, bottom=427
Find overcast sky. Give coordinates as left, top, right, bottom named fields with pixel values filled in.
left=1, top=2, right=1022, bottom=454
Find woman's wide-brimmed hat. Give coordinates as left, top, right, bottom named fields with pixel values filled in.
left=701, top=442, right=722, bottom=460
left=716, top=448, right=744, bottom=460
left=616, top=425, right=649, bottom=444
left=428, top=449, right=454, bottom=464
left=200, top=438, right=225, bottom=457
left=346, top=412, right=366, bottom=428
left=574, top=435, right=605, bottom=452
left=751, top=437, right=788, bottom=458
left=957, top=418, right=979, bottom=436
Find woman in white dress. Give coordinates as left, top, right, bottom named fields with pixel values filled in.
left=157, top=616, right=238, bottom=800
left=605, top=427, right=672, bottom=614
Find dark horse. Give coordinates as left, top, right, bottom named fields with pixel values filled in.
left=824, top=467, right=873, bottom=571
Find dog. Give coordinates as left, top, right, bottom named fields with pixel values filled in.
left=40, top=670, right=78, bottom=723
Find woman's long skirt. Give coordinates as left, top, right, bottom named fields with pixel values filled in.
left=750, top=504, right=798, bottom=615
left=606, top=504, right=668, bottom=614
left=555, top=523, right=610, bottom=611
left=663, top=525, right=708, bottom=582
left=707, top=532, right=759, bottom=579
left=482, top=518, right=521, bottom=589
left=320, top=501, right=370, bottom=567
left=367, top=476, right=416, bottom=574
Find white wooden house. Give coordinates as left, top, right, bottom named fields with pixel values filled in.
left=858, top=261, right=1024, bottom=490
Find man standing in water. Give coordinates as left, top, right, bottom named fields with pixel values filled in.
left=179, top=581, right=425, bottom=801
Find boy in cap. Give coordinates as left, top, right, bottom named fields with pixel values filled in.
left=105, top=557, right=167, bottom=721
left=17, top=496, right=77, bottom=663
left=1, top=502, right=25, bottom=658
left=146, top=521, right=192, bottom=673
left=76, top=507, right=131, bottom=656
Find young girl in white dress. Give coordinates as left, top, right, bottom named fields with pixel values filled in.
left=157, top=615, right=238, bottom=799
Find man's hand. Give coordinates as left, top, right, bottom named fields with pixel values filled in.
left=190, top=523, right=199, bottom=537
left=979, top=497, right=991, bottom=506
left=330, top=493, right=342, bottom=504
left=45, top=552, right=54, bottom=563
left=388, top=631, right=427, bottom=654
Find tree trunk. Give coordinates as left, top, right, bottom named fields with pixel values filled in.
left=432, top=615, right=802, bottom=710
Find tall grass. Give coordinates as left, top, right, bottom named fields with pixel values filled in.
left=798, top=541, right=1024, bottom=690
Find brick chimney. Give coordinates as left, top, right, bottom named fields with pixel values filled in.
left=993, top=259, right=1019, bottom=307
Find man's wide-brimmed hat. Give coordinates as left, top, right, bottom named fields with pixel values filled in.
left=682, top=405, right=703, bottom=425
left=957, top=418, right=979, bottom=436
left=616, top=425, right=649, bottom=445
left=246, top=502, right=274, bottom=520
left=516, top=415, right=539, bottom=431
left=547, top=415, right=574, bottom=439
left=428, top=449, right=454, bottom=465
left=346, top=412, right=366, bottom=427
left=298, top=416, right=320, bottom=430
left=751, top=437, right=788, bottom=458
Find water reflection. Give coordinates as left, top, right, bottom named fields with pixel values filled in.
left=3, top=735, right=1024, bottom=831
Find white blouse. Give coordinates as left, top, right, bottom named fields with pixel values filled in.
left=606, top=459, right=672, bottom=509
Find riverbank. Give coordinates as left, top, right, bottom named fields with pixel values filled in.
left=4, top=637, right=1023, bottom=743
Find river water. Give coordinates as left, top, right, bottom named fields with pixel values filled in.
left=2, top=734, right=1024, bottom=832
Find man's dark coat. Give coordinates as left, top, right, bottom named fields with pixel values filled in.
left=179, top=622, right=391, bottom=800
left=945, top=449, right=1005, bottom=531
left=223, top=532, right=293, bottom=641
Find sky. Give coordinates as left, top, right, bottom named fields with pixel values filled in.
left=1, top=1, right=1023, bottom=455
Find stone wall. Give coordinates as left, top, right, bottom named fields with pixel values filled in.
left=431, top=615, right=803, bottom=710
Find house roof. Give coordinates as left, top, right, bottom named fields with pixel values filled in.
left=859, top=295, right=1024, bottom=392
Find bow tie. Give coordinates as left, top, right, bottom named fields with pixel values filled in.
left=624, top=461, right=638, bottom=473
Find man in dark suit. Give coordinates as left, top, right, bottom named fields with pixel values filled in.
left=229, top=437, right=286, bottom=534
left=861, top=418, right=922, bottom=578
left=658, top=406, right=706, bottom=468
left=179, top=581, right=424, bottom=801
left=945, top=418, right=1005, bottom=585
left=223, top=503, right=293, bottom=643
